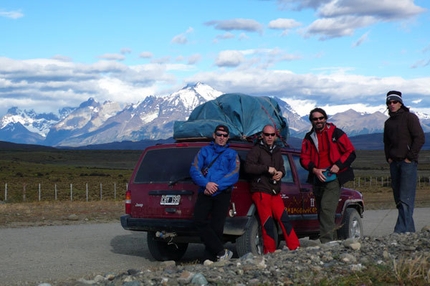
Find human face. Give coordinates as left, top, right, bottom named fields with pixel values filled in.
left=213, top=131, right=229, bottom=146
left=262, top=126, right=277, bottom=146
left=311, top=112, right=326, bottom=131
left=387, top=100, right=401, bottom=113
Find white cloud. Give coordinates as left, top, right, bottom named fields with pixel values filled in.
left=215, top=50, right=245, bottom=67
left=98, top=53, right=126, bottom=61
left=0, top=9, right=23, bottom=19
left=139, top=51, right=153, bottom=59
left=268, top=18, right=302, bottom=35
left=205, top=19, right=263, bottom=33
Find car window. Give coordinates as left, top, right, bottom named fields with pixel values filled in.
left=134, top=147, right=200, bottom=183
left=235, top=149, right=252, bottom=181
left=281, top=155, right=294, bottom=183
left=293, top=154, right=309, bottom=185
left=134, top=146, right=250, bottom=183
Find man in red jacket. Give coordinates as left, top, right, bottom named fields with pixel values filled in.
left=300, top=108, right=356, bottom=243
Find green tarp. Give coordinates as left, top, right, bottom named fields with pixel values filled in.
left=173, top=93, right=289, bottom=144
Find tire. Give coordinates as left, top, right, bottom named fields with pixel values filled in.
left=337, top=208, right=363, bottom=239
left=236, top=215, right=278, bottom=257
left=146, top=231, right=188, bottom=261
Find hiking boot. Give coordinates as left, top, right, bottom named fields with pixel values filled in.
left=217, top=249, right=233, bottom=262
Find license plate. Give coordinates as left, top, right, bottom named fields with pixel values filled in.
left=160, top=195, right=181, bottom=205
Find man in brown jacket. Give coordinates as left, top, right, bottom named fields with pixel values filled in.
left=244, top=124, right=299, bottom=253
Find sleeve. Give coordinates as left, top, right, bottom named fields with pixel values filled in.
left=334, top=129, right=356, bottom=169
left=215, top=150, right=240, bottom=192
left=383, top=121, right=390, bottom=162
left=244, top=146, right=269, bottom=175
left=189, top=148, right=209, bottom=188
left=300, top=137, right=315, bottom=171
left=407, top=113, right=425, bottom=161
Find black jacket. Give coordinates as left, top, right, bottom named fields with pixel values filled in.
left=244, top=141, right=285, bottom=195
left=384, top=108, right=425, bottom=162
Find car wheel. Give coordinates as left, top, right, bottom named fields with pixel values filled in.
left=337, top=208, right=363, bottom=239
left=236, top=215, right=279, bottom=257
left=146, top=231, right=188, bottom=261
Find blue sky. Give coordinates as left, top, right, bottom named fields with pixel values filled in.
left=0, top=0, right=429, bottom=117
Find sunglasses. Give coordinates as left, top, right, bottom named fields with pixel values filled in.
left=387, top=100, right=399, bottom=105
left=263, top=133, right=276, bottom=137
left=312, top=116, right=325, bottom=121
left=215, top=133, right=228, bottom=138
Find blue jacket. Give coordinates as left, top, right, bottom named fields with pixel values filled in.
left=190, top=142, right=240, bottom=196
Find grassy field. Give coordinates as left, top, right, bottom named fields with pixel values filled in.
left=0, top=148, right=429, bottom=228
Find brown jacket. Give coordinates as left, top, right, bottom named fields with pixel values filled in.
left=244, top=141, right=285, bottom=195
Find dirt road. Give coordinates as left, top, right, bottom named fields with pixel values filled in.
left=0, top=208, right=429, bottom=285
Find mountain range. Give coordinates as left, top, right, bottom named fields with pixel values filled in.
left=1, top=82, right=430, bottom=150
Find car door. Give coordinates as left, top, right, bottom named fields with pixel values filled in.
left=280, top=153, right=304, bottom=228
left=291, top=154, right=320, bottom=235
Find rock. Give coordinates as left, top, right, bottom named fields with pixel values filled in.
left=64, top=230, right=430, bottom=285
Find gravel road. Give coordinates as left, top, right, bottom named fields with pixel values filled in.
left=0, top=208, right=429, bottom=285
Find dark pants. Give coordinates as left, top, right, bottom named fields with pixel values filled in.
left=193, top=191, right=231, bottom=261
left=313, top=179, right=341, bottom=243
left=390, top=160, right=417, bottom=233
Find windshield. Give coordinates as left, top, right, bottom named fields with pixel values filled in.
left=134, top=147, right=200, bottom=183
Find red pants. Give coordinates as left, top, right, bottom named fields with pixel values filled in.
left=252, top=192, right=300, bottom=253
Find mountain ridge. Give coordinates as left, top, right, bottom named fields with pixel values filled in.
left=1, top=82, right=429, bottom=148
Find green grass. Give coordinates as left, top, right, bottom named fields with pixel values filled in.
left=0, top=149, right=140, bottom=202
left=1, top=148, right=430, bottom=205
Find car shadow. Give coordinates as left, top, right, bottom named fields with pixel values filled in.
left=110, top=232, right=237, bottom=262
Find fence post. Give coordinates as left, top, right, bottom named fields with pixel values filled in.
left=38, top=183, right=41, bottom=201
left=86, top=183, right=89, bottom=202
left=70, top=184, right=73, bottom=201
left=55, top=184, right=57, bottom=200
left=23, top=184, right=26, bottom=202
left=100, top=183, right=103, bottom=200
left=4, top=183, right=7, bottom=201
left=114, top=183, right=116, bottom=200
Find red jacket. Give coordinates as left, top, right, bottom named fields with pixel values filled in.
left=300, top=123, right=356, bottom=185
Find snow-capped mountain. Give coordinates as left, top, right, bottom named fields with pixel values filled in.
left=0, top=82, right=429, bottom=147
left=44, top=82, right=223, bottom=146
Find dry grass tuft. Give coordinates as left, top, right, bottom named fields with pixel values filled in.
left=393, top=254, right=430, bottom=285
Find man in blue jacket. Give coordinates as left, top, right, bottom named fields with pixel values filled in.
left=190, top=125, right=240, bottom=262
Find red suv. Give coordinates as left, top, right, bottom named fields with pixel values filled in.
left=121, top=141, right=364, bottom=261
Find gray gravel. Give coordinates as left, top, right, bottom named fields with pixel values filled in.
left=60, top=229, right=430, bottom=285
left=0, top=208, right=429, bottom=285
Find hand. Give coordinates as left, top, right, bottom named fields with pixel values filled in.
left=204, top=182, right=218, bottom=195
left=272, top=171, right=282, bottom=181
left=268, top=167, right=277, bottom=175
left=313, top=168, right=327, bottom=182
left=404, top=158, right=411, bottom=163
left=328, top=165, right=339, bottom=174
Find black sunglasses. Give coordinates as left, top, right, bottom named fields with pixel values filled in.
left=312, top=116, right=325, bottom=121
left=263, top=132, right=276, bottom=137
left=387, top=100, right=399, bottom=105
left=215, top=133, right=228, bottom=137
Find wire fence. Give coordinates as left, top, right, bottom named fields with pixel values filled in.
left=1, top=182, right=129, bottom=203
left=345, top=176, right=430, bottom=189
left=1, top=175, right=430, bottom=203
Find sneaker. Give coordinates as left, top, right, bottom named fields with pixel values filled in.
left=217, top=249, right=233, bottom=262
